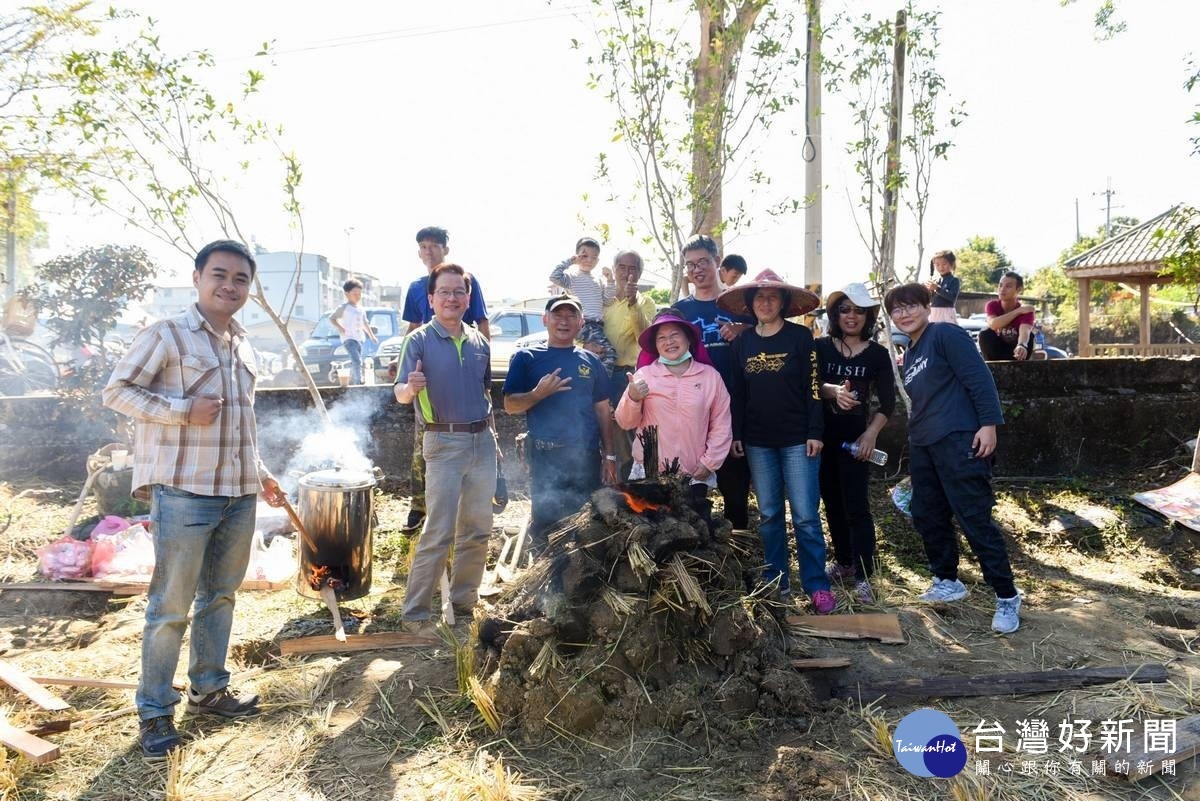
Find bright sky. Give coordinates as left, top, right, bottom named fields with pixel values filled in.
left=33, top=0, right=1200, bottom=303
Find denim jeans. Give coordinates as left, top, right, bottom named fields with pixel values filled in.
left=344, top=339, right=363, bottom=384
left=403, top=429, right=496, bottom=620
left=138, top=486, right=257, bottom=720
left=909, top=429, right=1017, bottom=598
left=745, top=444, right=828, bottom=595
left=528, top=443, right=601, bottom=550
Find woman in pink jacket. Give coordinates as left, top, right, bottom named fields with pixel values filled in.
left=615, top=310, right=732, bottom=519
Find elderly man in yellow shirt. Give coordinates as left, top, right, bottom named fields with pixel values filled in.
left=602, top=249, right=656, bottom=479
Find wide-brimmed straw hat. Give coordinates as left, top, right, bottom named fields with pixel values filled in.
left=635, top=310, right=714, bottom=369
left=824, top=282, right=880, bottom=315
left=716, top=269, right=820, bottom=318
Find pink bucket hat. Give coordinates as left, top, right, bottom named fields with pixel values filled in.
left=635, top=310, right=714, bottom=369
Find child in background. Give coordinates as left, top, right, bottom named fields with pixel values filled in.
left=925, top=250, right=961, bottom=324
left=330, top=278, right=378, bottom=384
left=549, top=237, right=617, bottom=373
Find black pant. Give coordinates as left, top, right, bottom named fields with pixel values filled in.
left=978, top=328, right=1032, bottom=361
left=819, top=438, right=876, bottom=578
left=909, top=430, right=1016, bottom=598
left=528, top=444, right=600, bottom=550
left=717, top=453, right=751, bottom=529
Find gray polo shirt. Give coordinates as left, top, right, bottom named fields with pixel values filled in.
left=396, top=318, right=492, bottom=424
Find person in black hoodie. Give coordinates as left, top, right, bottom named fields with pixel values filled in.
left=816, top=283, right=895, bottom=604
left=719, top=270, right=836, bottom=614
left=883, top=282, right=1021, bottom=634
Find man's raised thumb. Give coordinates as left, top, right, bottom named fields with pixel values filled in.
left=415, top=359, right=423, bottom=372
left=627, top=372, right=636, bottom=384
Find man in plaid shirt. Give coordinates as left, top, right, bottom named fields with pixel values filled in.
left=103, top=239, right=286, bottom=760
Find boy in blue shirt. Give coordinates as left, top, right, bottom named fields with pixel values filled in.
left=884, top=282, right=1021, bottom=634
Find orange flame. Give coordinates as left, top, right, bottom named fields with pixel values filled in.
left=620, top=490, right=666, bottom=514
left=307, top=564, right=330, bottom=591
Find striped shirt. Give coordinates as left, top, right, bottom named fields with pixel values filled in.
left=102, top=305, right=272, bottom=500
left=549, top=258, right=616, bottom=321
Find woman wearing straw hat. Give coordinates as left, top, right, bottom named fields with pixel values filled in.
left=615, top=311, right=731, bottom=519
left=719, top=270, right=836, bottom=614
left=816, top=283, right=896, bottom=604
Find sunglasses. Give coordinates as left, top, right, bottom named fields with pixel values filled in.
left=838, top=305, right=868, bottom=315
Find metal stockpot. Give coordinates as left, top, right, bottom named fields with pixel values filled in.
left=295, top=467, right=376, bottom=601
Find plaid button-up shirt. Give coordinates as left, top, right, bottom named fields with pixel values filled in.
left=102, top=305, right=272, bottom=500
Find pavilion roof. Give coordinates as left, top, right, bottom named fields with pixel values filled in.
left=1063, top=205, right=1196, bottom=280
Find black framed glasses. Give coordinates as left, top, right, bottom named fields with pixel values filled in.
left=838, top=305, right=868, bottom=316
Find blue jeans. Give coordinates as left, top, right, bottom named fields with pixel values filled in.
left=745, top=444, right=828, bottom=595
left=528, top=442, right=600, bottom=549
left=344, top=339, right=364, bottom=384
left=138, top=486, right=257, bottom=720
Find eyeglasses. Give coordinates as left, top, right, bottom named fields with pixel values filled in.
left=434, top=289, right=468, bottom=299
left=889, top=302, right=923, bottom=318
left=838, top=305, right=868, bottom=316
left=684, top=257, right=712, bottom=272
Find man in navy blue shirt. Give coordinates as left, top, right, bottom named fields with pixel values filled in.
left=399, top=226, right=491, bottom=533
left=504, top=295, right=616, bottom=552
left=672, top=235, right=754, bottom=529
left=884, top=282, right=1021, bottom=635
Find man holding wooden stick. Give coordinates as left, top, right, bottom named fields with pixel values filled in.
left=103, top=240, right=286, bottom=760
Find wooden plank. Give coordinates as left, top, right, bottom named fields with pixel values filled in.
left=0, top=717, right=59, bottom=764
left=30, top=676, right=185, bottom=692
left=279, top=631, right=441, bottom=656
left=0, top=660, right=71, bottom=711
left=831, top=663, right=1169, bottom=700
left=790, top=658, right=852, bottom=670
left=0, top=578, right=288, bottom=595
left=787, top=613, right=905, bottom=644
left=1108, top=713, right=1200, bottom=781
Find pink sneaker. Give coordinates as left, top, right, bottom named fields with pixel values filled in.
left=810, top=590, right=837, bottom=615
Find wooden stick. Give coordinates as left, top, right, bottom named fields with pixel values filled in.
left=0, top=659, right=71, bottom=711
left=790, top=657, right=852, bottom=670
left=0, top=716, right=59, bottom=763
left=279, top=497, right=318, bottom=554
left=440, top=569, right=455, bottom=626
left=30, top=676, right=185, bottom=692
left=1107, top=713, right=1200, bottom=781
left=831, top=663, right=1169, bottom=700
left=319, top=584, right=346, bottom=642
left=279, top=631, right=440, bottom=656
left=0, top=578, right=288, bottom=595
left=787, top=613, right=906, bottom=645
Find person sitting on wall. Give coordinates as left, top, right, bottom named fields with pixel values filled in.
left=980, top=271, right=1036, bottom=361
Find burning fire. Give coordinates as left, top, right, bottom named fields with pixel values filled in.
left=307, top=564, right=345, bottom=592
left=620, top=490, right=667, bottom=515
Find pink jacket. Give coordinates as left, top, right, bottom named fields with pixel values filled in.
left=615, top=359, right=732, bottom=476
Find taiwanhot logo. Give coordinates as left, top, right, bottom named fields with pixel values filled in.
left=892, top=708, right=968, bottom=778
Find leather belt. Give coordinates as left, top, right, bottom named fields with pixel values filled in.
left=425, top=420, right=489, bottom=433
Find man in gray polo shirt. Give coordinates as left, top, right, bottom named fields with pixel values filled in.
left=394, top=263, right=497, bottom=629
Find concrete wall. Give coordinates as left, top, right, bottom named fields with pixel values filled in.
left=2, top=358, right=1197, bottom=486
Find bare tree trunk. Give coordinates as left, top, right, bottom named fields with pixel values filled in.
left=879, top=10, right=906, bottom=286
left=250, top=276, right=330, bottom=426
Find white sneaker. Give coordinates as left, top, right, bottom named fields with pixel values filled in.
left=991, top=595, right=1021, bottom=634
left=918, top=578, right=968, bottom=603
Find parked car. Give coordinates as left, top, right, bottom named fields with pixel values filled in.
left=299, top=307, right=401, bottom=385
left=488, top=307, right=547, bottom=380
left=957, top=313, right=988, bottom=341
left=376, top=333, right=406, bottom=383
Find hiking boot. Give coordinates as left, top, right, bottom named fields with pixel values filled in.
left=918, top=578, right=968, bottom=603
left=402, top=509, right=425, bottom=533
left=186, top=686, right=260, bottom=719
left=992, top=595, right=1022, bottom=635
left=853, top=579, right=875, bottom=604
left=452, top=602, right=475, bottom=618
left=139, top=715, right=181, bottom=761
left=399, top=618, right=437, bottom=636
left=826, top=562, right=856, bottom=583
left=810, top=589, right=837, bottom=615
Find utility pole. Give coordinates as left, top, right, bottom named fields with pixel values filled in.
left=1094, top=177, right=1116, bottom=238
left=1074, top=198, right=1081, bottom=243
left=344, top=226, right=355, bottom=273
left=803, top=0, right=822, bottom=297
left=879, top=9, right=906, bottom=284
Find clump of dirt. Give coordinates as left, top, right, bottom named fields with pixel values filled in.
left=475, top=476, right=811, bottom=745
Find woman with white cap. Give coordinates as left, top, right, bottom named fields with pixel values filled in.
left=615, top=310, right=731, bottom=519
left=816, top=283, right=896, bottom=603
left=719, top=270, right=836, bottom=614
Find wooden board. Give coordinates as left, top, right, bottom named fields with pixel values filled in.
left=831, top=663, right=1169, bottom=700
left=279, top=631, right=441, bottom=656
left=790, top=658, right=852, bottom=670
left=31, top=676, right=184, bottom=692
left=787, top=613, right=906, bottom=644
left=1108, top=713, right=1200, bottom=781
left=0, top=578, right=288, bottom=595
left=0, top=660, right=71, bottom=711
left=0, top=718, right=59, bottom=763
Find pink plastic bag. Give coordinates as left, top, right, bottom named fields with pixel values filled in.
left=38, top=535, right=94, bottom=580
left=91, top=523, right=156, bottom=581
left=90, top=515, right=131, bottom=538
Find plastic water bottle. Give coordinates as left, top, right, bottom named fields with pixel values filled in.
left=1034, top=324, right=1045, bottom=351
left=842, top=441, right=888, bottom=466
